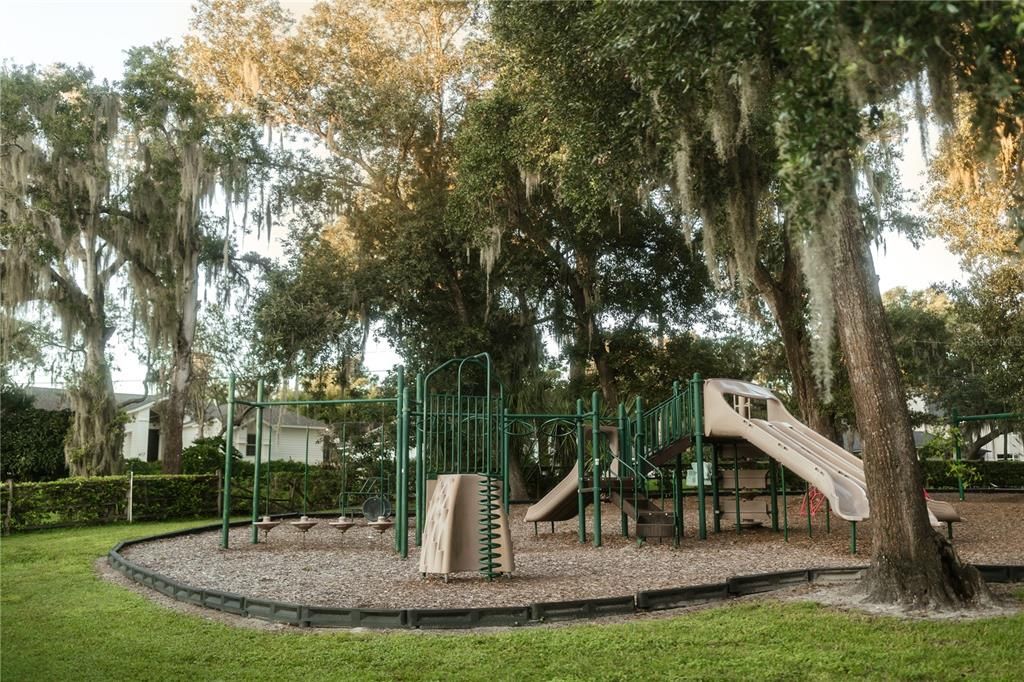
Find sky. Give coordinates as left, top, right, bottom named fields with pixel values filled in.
left=3, top=1, right=966, bottom=392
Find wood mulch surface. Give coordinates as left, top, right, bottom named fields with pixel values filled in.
left=119, top=492, right=1023, bottom=610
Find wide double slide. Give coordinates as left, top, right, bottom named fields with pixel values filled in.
left=524, top=378, right=958, bottom=526
left=704, top=378, right=958, bottom=526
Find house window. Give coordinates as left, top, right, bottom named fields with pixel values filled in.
left=246, top=433, right=257, bottom=457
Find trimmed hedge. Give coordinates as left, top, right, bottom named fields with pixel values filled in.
left=0, top=468, right=368, bottom=531
left=921, top=460, right=1024, bottom=489
left=0, top=475, right=220, bottom=531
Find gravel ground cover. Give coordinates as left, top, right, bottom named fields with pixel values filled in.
left=120, top=492, right=1023, bottom=610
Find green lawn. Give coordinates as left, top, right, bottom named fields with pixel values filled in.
left=2, top=520, right=1021, bottom=681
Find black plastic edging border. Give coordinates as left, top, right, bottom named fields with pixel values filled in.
left=107, top=527, right=1023, bottom=631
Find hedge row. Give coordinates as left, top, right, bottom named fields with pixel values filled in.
left=921, top=460, right=1024, bottom=489
left=0, top=469, right=372, bottom=532
left=0, top=475, right=220, bottom=531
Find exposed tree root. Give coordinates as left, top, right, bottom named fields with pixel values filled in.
left=863, top=531, right=992, bottom=611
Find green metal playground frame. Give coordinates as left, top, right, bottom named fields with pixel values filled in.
left=949, top=409, right=1024, bottom=499
left=219, top=357, right=878, bottom=559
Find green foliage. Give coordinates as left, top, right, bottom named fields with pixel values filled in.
left=1, top=64, right=127, bottom=476
left=921, top=461, right=1024, bottom=490
left=252, top=233, right=367, bottom=390
left=0, top=386, right=70, bottom=481
left=0, top=475, right=220, bottom=530
left=945, top=461, right=983, bottom=489
left=181, top=437, right=240, bottom=474
left=124, top=460, right=163, bottom=475
left=918, top=426, right=961, bottom=461
left=884, top=269, right=1024, bottom=427
left=2, top=521, right=1024, bottom=680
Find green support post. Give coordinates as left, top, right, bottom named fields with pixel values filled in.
left=806, top=480, right=812, bottom=538
left=711, top=444, right=721, bottom=533
left=673, top=448, right=682, bottom=545
left=672, top=381, right=682, bottom=438
left=415, top=373, right=424, bottom=546
left=691, top=372, right=707, bottom=540
left=303, top=421, right=310, bottom=516
left=781, top=464, right=789, bottom=542
left=250, top=379, right=264, bottom=544
left=399, top=385, right=410, bottom=558
left=592, top=391, right=602, bottom=548
left=635, top=396, right=644, bottom=471
left=952, top=409, right=965, bottom=501
left=576, top=399, right=586, bottom=543
left=265, top=425, right=273, bottom=516
left=850, top=521, right=857, bottom=554
left=340, top=422, right=348, bottom=513
left=395, top=368, right=404, bottom=554
left=220, top=376, right=236, bottom=549
left=825, top=498, right=831, bottom=534
left=502, top=400, right=510, bottom=514
left=618, top=403, right=629, bottom=539
left=635, top=396, right=644, bottom=543
left=733, top=445, right=741, bottom=535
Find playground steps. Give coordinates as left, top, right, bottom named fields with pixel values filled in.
left=646, top=436, right=693, bottom=467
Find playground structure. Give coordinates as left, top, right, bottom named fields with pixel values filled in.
left=218, top=354, right=970, bottom=575
left=949, top=409, right=1024, bottom=498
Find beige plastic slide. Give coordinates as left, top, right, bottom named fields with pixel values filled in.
left=420, top=474, right=514, bottom=576
left=523, top=463, right=584, bottom=523
left=703, top=378, right=958, bottom=526
left=523, top=426, right=620, bottom=524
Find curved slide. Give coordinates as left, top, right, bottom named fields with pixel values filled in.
left=523, top=463, right=585, bottom=523
left=523, top=427, right=620, bottom=523
left=703, top=378, right=958, bottom=526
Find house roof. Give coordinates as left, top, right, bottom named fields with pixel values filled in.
left=227, top=404, right=329, bottom=429
left=22, top=388, right=328, bottom=430
left=22, top=386, right=148, bottom=412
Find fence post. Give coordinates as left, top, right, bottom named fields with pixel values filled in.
left=221, top=375, right=236, bottom=549
left=127, top=471, right=134, bottom=524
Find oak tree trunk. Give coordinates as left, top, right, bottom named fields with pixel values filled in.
left=567, top=251, right=619, bottom=406
left=66, top=325, right=124, bottom=476
left=506, top=442, right=529, bottom=501
left=160, top=249, right=200, bottom=474
left=829, top=169, right=988, bottom=608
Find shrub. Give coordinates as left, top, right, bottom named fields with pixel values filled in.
left=0, top=475, right=220, bottom=530
left=124, top=460, right=162, bottom=475
left=182, top=436, right=240, bottom=474
left=0, top=387, right=70, bottom=481
left=921, top=460, right=1024, bottom=489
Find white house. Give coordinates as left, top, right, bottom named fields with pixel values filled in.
left=24, top=387, right=330, bottom=465
left=183, top=403, right=331, bottom=465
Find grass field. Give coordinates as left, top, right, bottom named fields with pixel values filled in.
left=2, top=520, right=1022, bottom=681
